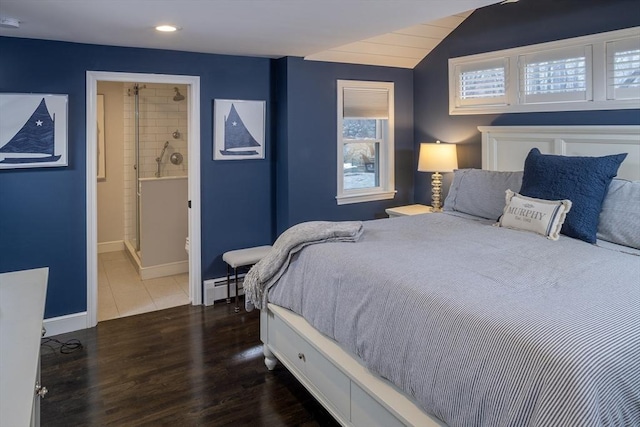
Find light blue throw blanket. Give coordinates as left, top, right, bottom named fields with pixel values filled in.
left=244, top=220, right=363, bottom=311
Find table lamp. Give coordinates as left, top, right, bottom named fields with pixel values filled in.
left=418, top=141, right=458, bottom=211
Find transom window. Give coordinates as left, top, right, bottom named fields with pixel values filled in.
left=520, top=46, right=591, bottom=104
left=456, top=58, right=508, bottom=107
left=449, top=27, right=640, bottom=114
left=336, top=80, right=395, bottom=205
left=607, top=37, right=640, bottom=100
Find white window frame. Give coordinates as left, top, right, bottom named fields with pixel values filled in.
left=454, top=57, right=509, bottom=108
left=519, top=45, right=592, bottom=104
left=606, top=36, right=640, bottom=101
left=336, top=80, right=395, bottom=205
left=449, top=26, right=640, bottom=115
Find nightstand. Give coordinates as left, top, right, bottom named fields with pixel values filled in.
left=385, top=204, right=434, bottom=218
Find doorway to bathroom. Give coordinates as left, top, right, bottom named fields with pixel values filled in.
left=86, top=72, right=201, bottom=329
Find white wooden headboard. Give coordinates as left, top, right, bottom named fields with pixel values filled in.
left=479, top=125, right=640, bottom=180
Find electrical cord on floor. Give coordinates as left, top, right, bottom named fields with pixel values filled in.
left=41, top=337, right=83, bottom=354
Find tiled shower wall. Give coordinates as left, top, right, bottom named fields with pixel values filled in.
left=123, top=83, right=189, bottom=244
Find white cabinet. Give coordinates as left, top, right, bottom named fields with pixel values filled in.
left=0, top=267, right=49, bottom=427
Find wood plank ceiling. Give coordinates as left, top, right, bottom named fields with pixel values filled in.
left=305, top=11, right=472, bottom=69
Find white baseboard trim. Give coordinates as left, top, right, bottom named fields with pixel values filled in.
left=204, top=274, right=246, bottom=306
left=140, top=260, right=189, bottom=280
left=43, top=311, right=88, bottom=337
left=98, top=240, right=124, bottom=254
left=123, top=239, right=188, bottom=280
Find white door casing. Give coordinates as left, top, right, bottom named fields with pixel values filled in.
left=85, top=71, right=202, bottom=328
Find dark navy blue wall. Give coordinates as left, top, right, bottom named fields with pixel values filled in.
left=0, top=37, right=273, bottom=318
left=0, top=38, right=414, bottom=319
left=413, top=0, right=640, bottom=205
left=275, top=57, right=414, bottom=234
left=3, top=0, right=636, bottom=320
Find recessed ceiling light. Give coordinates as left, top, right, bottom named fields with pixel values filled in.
left=155, top=24, right=179, bottom=32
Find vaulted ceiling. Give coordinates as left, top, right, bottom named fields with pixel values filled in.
left=305, top=11, right=473, bottom=69
left=0, top=0, right=501, bottom=69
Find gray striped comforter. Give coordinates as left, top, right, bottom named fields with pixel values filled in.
left=267, top=213, right=640, bottom=426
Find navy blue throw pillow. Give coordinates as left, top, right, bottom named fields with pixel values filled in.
left=519, top=148, right=627, bottom=243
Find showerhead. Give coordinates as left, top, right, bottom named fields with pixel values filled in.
left=173, top=87, right=185, bottom=101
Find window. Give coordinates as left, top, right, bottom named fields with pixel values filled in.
left=520, top=46, right=591, bottom=104
left=607, top=36, right=640, bottom=100
left=449, top=27, right=640, bottom=114
left=455, top=58, right=508, bottom=107
left=336, top=80, right=395, bottom=205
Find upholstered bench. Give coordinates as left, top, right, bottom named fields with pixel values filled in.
left=222, top=245, right=272, bottom=312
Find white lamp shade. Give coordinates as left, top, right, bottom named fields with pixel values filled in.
left=418, top=142, right=458, bottom=172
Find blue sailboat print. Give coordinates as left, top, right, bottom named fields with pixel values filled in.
left=219, top=103, right=261, bottom=156
left=0, top=98, right=61, bottom=164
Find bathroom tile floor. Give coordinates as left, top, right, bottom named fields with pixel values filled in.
left=98, top=250, right=190, bottom=322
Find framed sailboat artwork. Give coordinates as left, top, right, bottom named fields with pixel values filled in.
left=214, top=99, right=265, bottom=160
left=0, top=93, right=68, bottom=169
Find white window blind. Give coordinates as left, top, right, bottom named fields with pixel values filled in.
left=455, top=58, right=508, bottom=107
left=520, top=46, right=592, bottom=104
left=343, top=88, right=389, bottom=119
left=606, top=36, right=640, bottom=100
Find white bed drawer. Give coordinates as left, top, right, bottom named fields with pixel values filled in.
left=303, top=340, right=351, bottom=419
left=351, top=382, right=405, bottom=427
left=267, top=311, right=351, bottom=421
left=269, top=311, right=307, bottom=373
left=265, top=305, right=446, bottom=427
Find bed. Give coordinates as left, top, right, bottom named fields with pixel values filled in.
left=254, top=125, right=640, bottom=427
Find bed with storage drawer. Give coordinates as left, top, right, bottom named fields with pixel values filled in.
left=252, top=126, right=640, bottom=427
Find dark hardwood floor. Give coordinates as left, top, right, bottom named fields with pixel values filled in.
left=40, top=302, right=341, bottom=426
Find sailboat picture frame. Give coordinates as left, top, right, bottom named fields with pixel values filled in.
left=0, top=93, right=68, bottom=169
left=214, top=99, right=265, bottom=160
